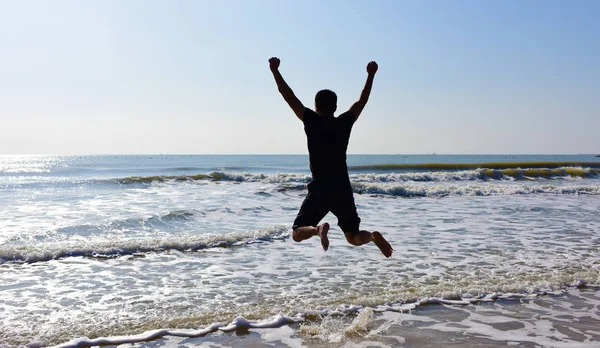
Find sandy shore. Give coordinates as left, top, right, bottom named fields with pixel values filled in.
left=117, top=288, right=600, bottom=348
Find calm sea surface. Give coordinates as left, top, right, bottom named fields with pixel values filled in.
left=1, top=154, right=599, bottom=347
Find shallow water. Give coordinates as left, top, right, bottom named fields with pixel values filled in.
left=0, top=155, right=599, bottom=347
left=107, top=289, right=600, bottom=348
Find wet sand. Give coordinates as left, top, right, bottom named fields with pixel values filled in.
left=130, top=288, right=600, bottom=348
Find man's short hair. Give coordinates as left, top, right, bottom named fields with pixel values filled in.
left=315, top=89, right=337, bottom=114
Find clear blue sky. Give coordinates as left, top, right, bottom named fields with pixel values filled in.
left=1, top=0, right=598, bottom=154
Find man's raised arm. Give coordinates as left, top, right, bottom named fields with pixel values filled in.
left=349, top=61, right=378, bottom=121
left=269, top=57, right=305, bottom=121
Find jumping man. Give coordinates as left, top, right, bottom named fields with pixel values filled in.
left=268, top=57, right=393, bottom=258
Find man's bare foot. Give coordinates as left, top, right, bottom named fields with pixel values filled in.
left=317, top=222, right=330, bottom=251
left=372, top=231, right=393, bottom=258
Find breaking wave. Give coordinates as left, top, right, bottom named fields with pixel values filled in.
left=274, top=182, right=600, bottom=197
left=350, top=183, right=600, bottom=197
left=0, top=225, right=289, bottom=264
left=111, top=166, right=600, bottom=185
left=113, top=172, right=312, bottom=184
left=53, top=285, right=599, bottom=348
left=348, top=161, right=600, bottom=171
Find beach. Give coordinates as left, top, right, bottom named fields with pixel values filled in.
left=1, top=154, right=599, bottom=347
left=142, top=288, right=600, bottom=347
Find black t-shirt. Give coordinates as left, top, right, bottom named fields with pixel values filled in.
left=302, top=108, right=356, bottom=188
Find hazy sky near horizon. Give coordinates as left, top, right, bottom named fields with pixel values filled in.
left=1, top=0, right=598, bottom=155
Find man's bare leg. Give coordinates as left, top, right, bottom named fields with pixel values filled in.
left=344, top=231, right=393, bottom=258
left=292, top=222, right=330, bottom=251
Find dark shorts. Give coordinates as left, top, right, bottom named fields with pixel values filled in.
left=292, top=184, right=361, bottom=233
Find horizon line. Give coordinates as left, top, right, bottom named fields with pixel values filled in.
left=1, top=153, right=598, bottom=156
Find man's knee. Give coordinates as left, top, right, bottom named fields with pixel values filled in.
left=344, top=232, right=361, bottom=246
left=292, top=232, right=302, bottom=242
left=292, top=226, right=303, bottom=242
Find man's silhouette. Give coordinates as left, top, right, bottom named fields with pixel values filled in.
left=269, top=57, right=393, bottom=258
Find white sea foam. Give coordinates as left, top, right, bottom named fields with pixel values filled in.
left=109, top=167, right=600, bottom=186
left=53, top=314, right=301, bottom=348
left=53, top=323, right=223, bottom=348
left=351, top=182, right=600, bottom=196
left=2, top=163, right=600, bottom=346
left=50, top=289, right=600, bottom=348
left=0, top=225, right=289, bottom=263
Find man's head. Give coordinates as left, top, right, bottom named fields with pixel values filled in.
left=315, top=89, right=337, bottom=115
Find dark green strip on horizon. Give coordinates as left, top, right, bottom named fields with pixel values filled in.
left=349, top=162, right=600, bottom=171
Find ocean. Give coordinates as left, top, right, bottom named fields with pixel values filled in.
left=1, top=154, right=599, bottom=347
